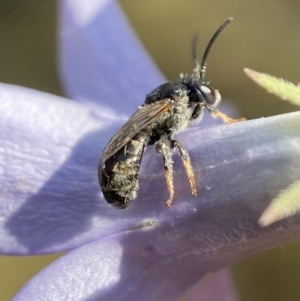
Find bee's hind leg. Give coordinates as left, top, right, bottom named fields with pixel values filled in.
left=171, top=140, right=197, bottom=197
left=155, top=138, right=174, bottom=207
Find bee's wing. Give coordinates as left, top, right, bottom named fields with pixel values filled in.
left=101, top=99, right=171, bottom=163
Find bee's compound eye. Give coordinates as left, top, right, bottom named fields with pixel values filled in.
left=200, top=85, right=221, bottom=106
left=200, top=85, right=211, bottom=94
left=200, top=86, right=215, bottom=105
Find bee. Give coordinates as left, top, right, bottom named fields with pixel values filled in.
left=99, top=17, right=244, bottom=209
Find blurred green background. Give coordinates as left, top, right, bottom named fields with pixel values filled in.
left=1, top=1, right=300, bottom=300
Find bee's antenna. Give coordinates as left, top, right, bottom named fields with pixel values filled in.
left=200, top=17, right=233, bottom=80
left=192, top=33, right=200, bottom=79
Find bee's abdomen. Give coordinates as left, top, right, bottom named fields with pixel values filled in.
left=99, top=132, right=149, bottom=209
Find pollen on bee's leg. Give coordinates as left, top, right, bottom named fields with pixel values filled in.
left=173, top=141, right=197, bottom=196
left=211, top=109, right=246, bottom=123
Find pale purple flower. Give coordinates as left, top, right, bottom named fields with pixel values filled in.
left=1, top=1, right=300, bottom=300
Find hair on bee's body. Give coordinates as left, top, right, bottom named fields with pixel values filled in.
left=99, top=17, right=244, bottom=209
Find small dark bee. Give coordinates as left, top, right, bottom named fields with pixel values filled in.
left=99, top=17, right=244, bottom=209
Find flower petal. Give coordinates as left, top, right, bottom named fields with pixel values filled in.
left=0, top=83, right=125, bottom=254
left=2, top=83, right=300, bottom=257
left=12, top=234, right=239, bottom=301
left=58, top=0, right=164, bottom=113
left=184, top=269, right=238, bottom=301
left=12, top=148, right=300, bottom=301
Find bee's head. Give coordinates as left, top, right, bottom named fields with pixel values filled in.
left=180, top=76, right=221, bottom=109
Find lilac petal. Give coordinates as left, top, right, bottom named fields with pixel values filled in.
left=12, top=147, right=300, bottom=301
left=0, top=83, right=126, bottom=254
left=2, top=82, right=300, bottom=256
left=58, top=0, right=164, bottom=113
left=13, top=234, right=239, bottom=301
left=4, top=86, right=300, bottom=300
left=185, top=269, right=238, bottom=301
